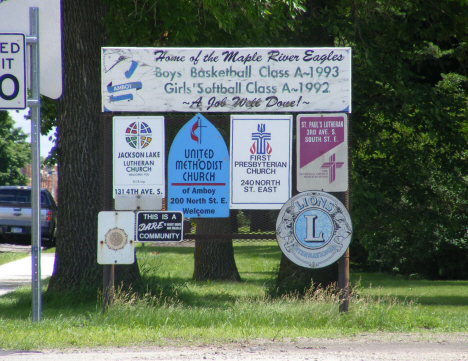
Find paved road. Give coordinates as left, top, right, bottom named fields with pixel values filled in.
left=0, top=246, right=55, bottom=295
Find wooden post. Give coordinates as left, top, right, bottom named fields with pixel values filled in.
left=339, top=248, right=350, bottom=312
left=102, top=264, right=114, bottom=312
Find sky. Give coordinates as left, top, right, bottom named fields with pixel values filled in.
left=8, top=109, right=56, bottom=158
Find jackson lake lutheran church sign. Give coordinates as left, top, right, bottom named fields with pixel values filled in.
left=99, top=47, right=353, bottom=309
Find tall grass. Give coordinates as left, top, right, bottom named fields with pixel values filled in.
left=0, top=242, right=466, bottom=350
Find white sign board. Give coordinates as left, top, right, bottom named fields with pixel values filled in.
left=0, top=0, right=62, bottom=99
left=0, top=33, right=26, bottom=109
left=97, top=211, right=135, bottom=265
left=113, top=116, right=165, bottom=198
left=297, top=113, right=348, bottom=192
left=230, top=114, right=292, bottom=209
left=101, top=47, right=351, bottom=113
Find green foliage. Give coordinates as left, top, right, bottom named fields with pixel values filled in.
left=103, top=0, right=305, bottom=47
left=0, top=111, right=30, bottom=185
left=102, top=0, right=468, bottom=280
left=38, top=96, right=58, bottom=166
left=330, top=0, right=468, bottom=279
left=24, top=96, right=58, bottom=166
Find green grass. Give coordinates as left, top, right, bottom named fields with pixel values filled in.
left=0, top=251, right=28, bottom=266
left=0, top=246, right=55, bottom=266
left=0, top=242, right=467, bottom=350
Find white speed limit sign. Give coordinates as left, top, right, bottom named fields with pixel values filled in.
left=0, top=33, right=26, bottom=109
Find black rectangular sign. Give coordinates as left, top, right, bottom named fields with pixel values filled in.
left=136, top=211, right=183, bottom=242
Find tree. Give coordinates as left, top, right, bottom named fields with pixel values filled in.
left=333, top=0, right=468, bottom=279
left=0, top=111, right=30, bottom=186
left=193, top=219, right=241, bottom=281
left=48, top=0, right=141, bottom=292
left=275, top=0, right=468, bottom=288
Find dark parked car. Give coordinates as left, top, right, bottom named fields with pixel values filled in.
left=0, top=186, right=57, bottom=247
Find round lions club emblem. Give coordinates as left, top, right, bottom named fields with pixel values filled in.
left=276, top=191, right=352, bottom=269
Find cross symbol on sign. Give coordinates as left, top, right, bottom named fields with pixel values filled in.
left=320, top=153, right=344, bottom=184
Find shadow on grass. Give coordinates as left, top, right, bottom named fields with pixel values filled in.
left=138, top=246, right=194, bottom=256
left=233, top=244, right=281, bottom=260
left=415, top=296, right=468, bottom=306
left=352, top=273, right=468, bottom=306
left=138, top=243, right=281, bottom=260
left=0, top=279, right=100, bottom=320
left=360, top=294, right=468, bottom=307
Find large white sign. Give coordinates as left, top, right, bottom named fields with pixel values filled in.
left=101, top=47, right=351, bottom=113
left=0, top=33, right=26, bottom=109
left=297, top=113, right=348, bottom=192
left=113, top=116, right=165, bottom=198
left=230, top=114, right=292, bottom=209
left=0, top=0, right=62, bottom=99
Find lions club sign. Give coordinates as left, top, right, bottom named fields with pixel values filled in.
left=276, top=191, right=352, bottom=268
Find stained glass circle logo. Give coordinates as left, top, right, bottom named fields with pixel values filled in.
left=125, top=121, right=152, bottom=149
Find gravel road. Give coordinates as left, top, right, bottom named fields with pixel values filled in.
left=2, top=334, right=468, bottom=360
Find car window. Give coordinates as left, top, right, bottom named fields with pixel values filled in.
left=41, top=192, right=50, bottom=206
left=0, top=189, right=51, bottom=206
left=0, top=192, right=15, bottom=202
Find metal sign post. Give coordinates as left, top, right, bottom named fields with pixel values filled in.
left=27, top=7, right=42, bottom=323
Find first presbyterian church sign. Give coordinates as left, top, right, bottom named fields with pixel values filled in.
left=101, top=47, right=351, bottom=113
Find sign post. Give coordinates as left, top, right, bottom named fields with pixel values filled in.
left=26, top=7, right=42, bottom=323
left=1, top=0, right=62, bottom=323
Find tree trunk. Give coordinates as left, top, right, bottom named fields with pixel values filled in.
left=274, top=254, right=339, bottom=296
left=48, top=0, right=140, bottom=292
left=271, top=0, right=343, bottom=296
left=193, top=216, right=241, bottom=282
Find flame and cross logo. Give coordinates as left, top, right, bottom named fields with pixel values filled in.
left=250, top=124, right=272, bottom=155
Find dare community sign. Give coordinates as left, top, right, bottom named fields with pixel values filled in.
left=101, top=47, right=351, bottom=113
left=230, top=115, right=292, bottom=209
left=136, top=211, right=183, bottom=242
left=168, top=114, right=229, bottom=218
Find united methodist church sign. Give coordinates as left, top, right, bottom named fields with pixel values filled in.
left=101, top=47, right=351, bottom=113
